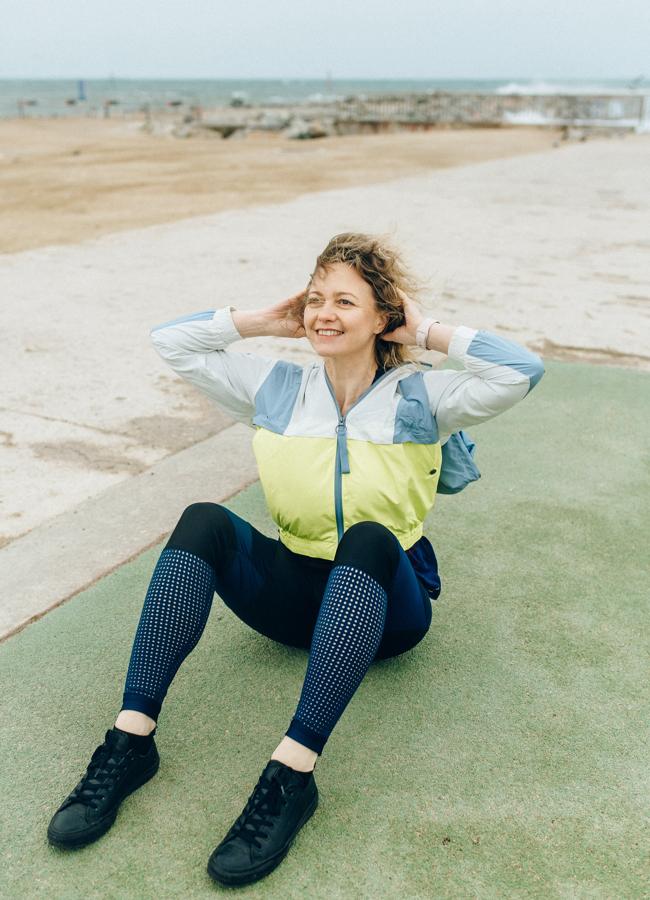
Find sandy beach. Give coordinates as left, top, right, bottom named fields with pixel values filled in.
left=1, top=125, right=648, bottom=548
left=1, top=119, right=562, bottom=253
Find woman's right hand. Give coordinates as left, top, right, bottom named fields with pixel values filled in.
left=232, top=291, right=307, bottom=339
left=261, top=290, right=308, bottom=339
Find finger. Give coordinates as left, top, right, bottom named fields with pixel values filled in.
left=286, top=291, right=307, bottom=312
left=279, top=294, right=302, bottom=308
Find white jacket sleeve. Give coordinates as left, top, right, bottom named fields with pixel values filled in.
left=150, top=306, right=280, bottom=427
left=423, top=326, right=545, bottom=441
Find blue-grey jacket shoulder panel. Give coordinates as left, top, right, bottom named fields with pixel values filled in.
left=393, top=371, right=439, bottom=444
left=252, top=360, right=304, bottom=434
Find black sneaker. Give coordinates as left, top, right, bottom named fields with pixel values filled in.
left=207, top=759, right=318, bottom=886
left=47, top=727, right=159, bottom=849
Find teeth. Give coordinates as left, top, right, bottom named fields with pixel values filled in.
left=317, top=330, right=342, bottom=335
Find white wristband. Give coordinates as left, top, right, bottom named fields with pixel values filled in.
left=415, top=317, right=440, bottom=349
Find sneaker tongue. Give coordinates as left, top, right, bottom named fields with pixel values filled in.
left=108, top=727, right=133, bottom=750
left=266, top=759, right=312, bottom=787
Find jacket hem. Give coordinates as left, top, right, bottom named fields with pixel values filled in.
left=279, top=523, right=425, bottom=560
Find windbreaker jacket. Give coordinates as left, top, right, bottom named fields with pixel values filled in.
left=151, top=306, right=544, bottom=566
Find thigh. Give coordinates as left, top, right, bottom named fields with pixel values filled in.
left=165, top=503, right=277, bottom=616
left=203, top=507, right=331, bottom=649
left=329, top=521, right=433, bottom=661
left=374, top=545, right=433, bottom=661
left=252, top=543, right=333, bottom=648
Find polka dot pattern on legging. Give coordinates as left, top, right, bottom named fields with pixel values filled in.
left=121, top=548, right=216, bottom=717
left=287, top=564, right=387, bottom=751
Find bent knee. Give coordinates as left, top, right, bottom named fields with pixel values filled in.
left=334, top=521, right=400, bottom=590
left=178, top=501, right=230, bottom=527
left=166, top=502, right=236, bottom=570
left=343, top=520, right=394, bottom=542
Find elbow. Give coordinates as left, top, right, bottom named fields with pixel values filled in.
left=150, top=327, right=173, bottom=361
left=527, top=355, right=545, bottom=393
left=150, top=329, right=163, bottom=351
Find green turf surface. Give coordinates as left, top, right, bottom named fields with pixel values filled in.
left=1, top=360, right=648, bottom=898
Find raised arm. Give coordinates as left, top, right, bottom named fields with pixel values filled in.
left=383, top=293, right=545, bottom=441
left=150, top=293, right=307, bottom=426
left=422, top=324, right=545, bottom=440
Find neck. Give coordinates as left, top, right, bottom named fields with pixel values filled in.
left=324, top=353, right=379, bottom=415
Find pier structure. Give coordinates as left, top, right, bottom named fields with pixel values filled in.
left=192, top=90, right=650, bottom=139
left=303, top=91, right=650, bottom=134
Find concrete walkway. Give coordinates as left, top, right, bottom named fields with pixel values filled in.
left=0, top=423, right=257, bottom=641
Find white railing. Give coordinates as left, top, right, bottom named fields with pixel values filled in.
left=310, top=92, right=649, bottom=132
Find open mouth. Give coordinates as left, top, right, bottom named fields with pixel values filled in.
left=315, top=329, right=343, bottom=337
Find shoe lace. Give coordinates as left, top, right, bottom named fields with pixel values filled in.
left=228, top=769, right=293, bottom=850
left=61, top=733, right=133, bottom=812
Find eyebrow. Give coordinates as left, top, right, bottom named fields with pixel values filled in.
left=308, top=290, right=359, bottom=299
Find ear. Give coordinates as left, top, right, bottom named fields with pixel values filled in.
left=375, top=312, right=390, bottom=335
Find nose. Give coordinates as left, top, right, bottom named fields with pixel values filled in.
left=314, top=301, right=340, bottom=324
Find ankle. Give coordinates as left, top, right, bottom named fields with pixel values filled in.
left=271, top=736, right=318, bottom=773
left=114, top=709, right=157, bottom=736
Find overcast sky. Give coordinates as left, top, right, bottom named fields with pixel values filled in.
left=2, top=0, right=648, bottom=80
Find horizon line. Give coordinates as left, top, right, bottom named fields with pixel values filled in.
left=0, top=74, right=641, bottom=82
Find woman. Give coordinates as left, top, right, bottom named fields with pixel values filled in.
left=47, top=233, right=544, bottom=886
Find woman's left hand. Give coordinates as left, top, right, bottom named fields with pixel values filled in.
left=381, top=289, right=425, bottom=346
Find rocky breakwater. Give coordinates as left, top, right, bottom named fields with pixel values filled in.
left=143, top=90, right=650, bottom=140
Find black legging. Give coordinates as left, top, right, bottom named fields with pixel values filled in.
left=121, top=503, right=434, bottom=753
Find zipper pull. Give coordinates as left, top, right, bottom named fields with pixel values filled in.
left=335, top=419, right=350, bottom=474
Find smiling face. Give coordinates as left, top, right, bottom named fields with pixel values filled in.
left=303, top=263, right=388, bottom=366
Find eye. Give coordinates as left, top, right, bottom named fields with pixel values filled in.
left=339, top=298, right=353, bottom=305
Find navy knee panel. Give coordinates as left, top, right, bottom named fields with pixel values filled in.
left=165, top=502, right=237, bottom=573
left=334, top=521, right=401, bottom=593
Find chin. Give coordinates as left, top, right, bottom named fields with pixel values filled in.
left=313, top=347, right=340, bottom=359
left=308, top=338, right=343, bottom=358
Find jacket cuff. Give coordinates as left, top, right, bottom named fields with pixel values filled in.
left=210, top=306, right=243, bottom=345
left=446, top=325, right=478, bottom=361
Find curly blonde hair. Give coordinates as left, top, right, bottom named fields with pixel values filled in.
left=303, top=232, right=425, bottom=370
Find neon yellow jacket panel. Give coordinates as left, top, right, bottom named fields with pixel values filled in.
left=150, top=307, right=544, bottom=560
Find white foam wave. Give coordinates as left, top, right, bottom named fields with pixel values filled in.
left=503, top=108, right=647, bottom=130
left=495, top=80, right=643, bottom=96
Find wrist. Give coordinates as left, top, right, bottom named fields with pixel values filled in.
left=424, top=321, right=455, bottom=355
left=231, top=309, right=271, bottom=338
left=415, top=316, right=440, bottom=349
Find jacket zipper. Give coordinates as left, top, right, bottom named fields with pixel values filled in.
left=333, top=417, right=349, bottom=541
left=323, top=367, right=392, bottom=543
